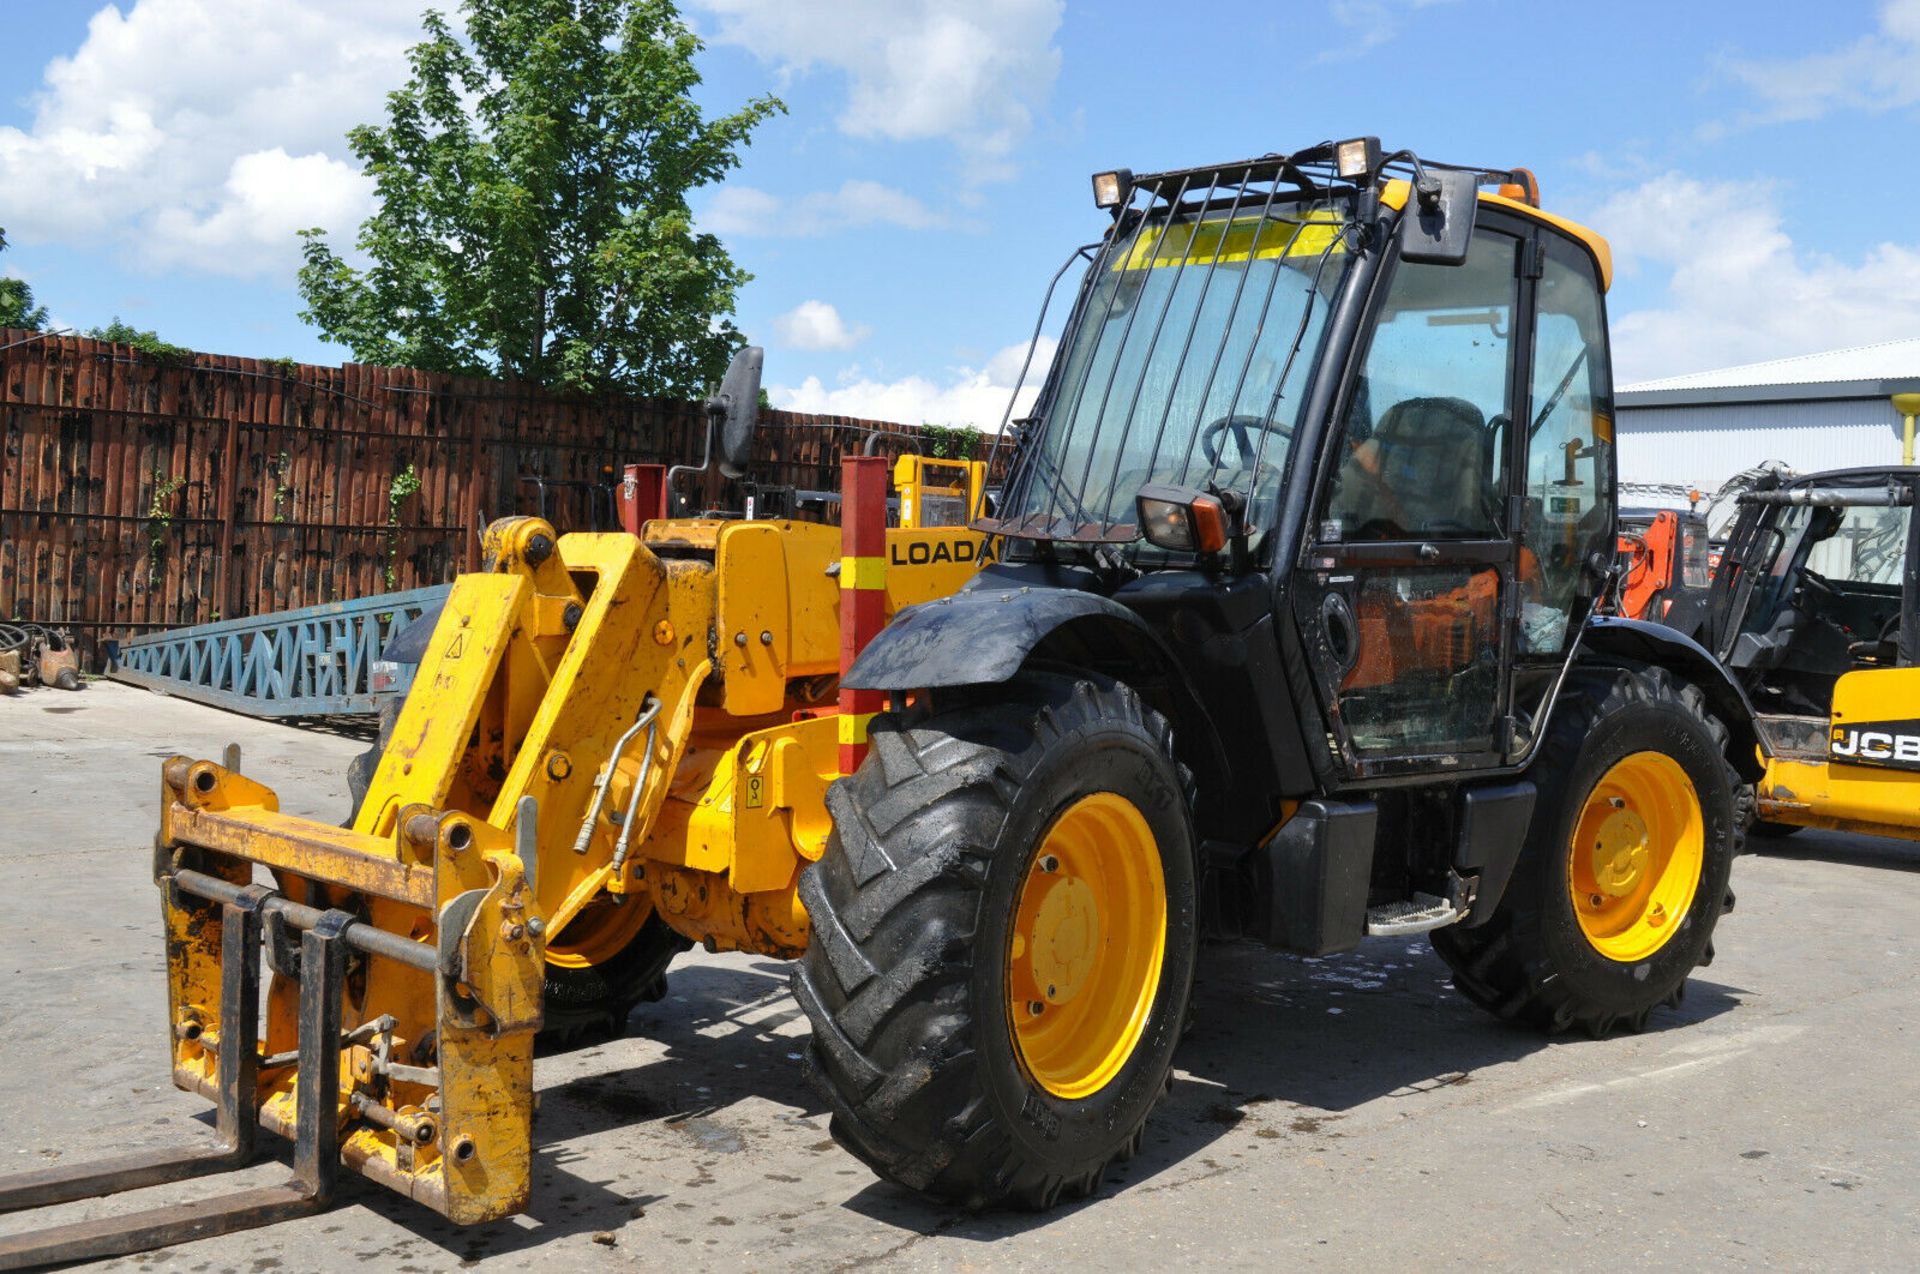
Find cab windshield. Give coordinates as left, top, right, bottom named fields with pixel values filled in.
left=1002, top=195, right=1354, bottom=546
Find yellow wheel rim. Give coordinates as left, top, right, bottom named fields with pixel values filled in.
left=1567, top=751, right=1704, bottom=963
left=544, top=895, right=652, bottom=970
left=1007, top=792, right=1166, bottom=1100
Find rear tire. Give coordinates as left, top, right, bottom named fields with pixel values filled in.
left=1433, top=664, right=1740, bottom=1036
left=347, top=695, right=690, bottom=1049
left=793, top=672, right=1199, bottom=1208
left=541, top=902, right=690, bottom=1047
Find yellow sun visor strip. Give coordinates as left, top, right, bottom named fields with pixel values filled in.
left=1113, top=211, right=1348, bottom=272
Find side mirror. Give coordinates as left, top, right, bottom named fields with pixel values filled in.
left=1398, top=167, right=1477, bottom=265
left=709, top=345, right=764, bottom=479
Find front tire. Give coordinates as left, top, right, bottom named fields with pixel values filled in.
left=1433, top=664, right=1739, bottom=1036
left=793, top=672, right=1199, bottom=1208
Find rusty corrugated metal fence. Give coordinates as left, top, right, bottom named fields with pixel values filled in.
left=1, top=329, right=955, bottom=664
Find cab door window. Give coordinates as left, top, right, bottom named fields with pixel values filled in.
left=1306, top=227, right=1521, bottom=764
left=1324, top=236, right=1517, bottom=540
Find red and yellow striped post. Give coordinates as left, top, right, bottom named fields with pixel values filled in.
left=838, top=454, right=889, bottom=774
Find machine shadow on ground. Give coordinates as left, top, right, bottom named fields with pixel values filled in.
left=1749, top=826, right=1920, bottom=873
left=344, top=934, right=1745, bottom=1263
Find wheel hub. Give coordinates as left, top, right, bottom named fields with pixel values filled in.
left=1006, top=792, right=1166, bottom=1101
left=1029, top=875, right=1098, bottom=1004
left=1566, top=751, right=1705, bottom=963
left=1591, top=808, right=1650, bottom=897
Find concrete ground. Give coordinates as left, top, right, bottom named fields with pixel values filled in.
left=1, top=681, right=1915, bottom=1271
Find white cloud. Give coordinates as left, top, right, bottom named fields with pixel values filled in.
left=0, top=0, right=418, bottom=276
left=703, top=179, right=950, bottom=238
left=692, top=0, right=1063, bottom=184
left=1317, top=0, right=1455, bottom=63
left=1595, top=174, right=1920, bottom=381
left=1706, top=0, right=1920, bottom=134
left=773, top=300, right=871, bottom=351
left=147, top=148, right=372, bottom=276
left=771, top=335, right=1057, bottom=428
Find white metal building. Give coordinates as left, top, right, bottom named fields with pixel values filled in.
left=1615, top=339, right=1920, bottom=495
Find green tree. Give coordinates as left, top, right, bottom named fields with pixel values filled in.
left=297, top=0, right=781, bottom=397
left=0, top=228, right=50, bottom=331
left=87, top=318, right=192, bottom=360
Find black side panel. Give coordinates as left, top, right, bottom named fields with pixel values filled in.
left=1454, top=781, right=1535, bottom=926
left=1581, top=616, right=1766, bottom=780
left=1250, top=799, right=1376, bottom=956
left=1111, top=572, right=1318, bottom=841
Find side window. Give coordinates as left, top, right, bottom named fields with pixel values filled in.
left=1520, top=237, right=1613, bottom=655
left=1806, top=504, right=1910, bottom=586
left=1324, top=230, right=1519, bottom=540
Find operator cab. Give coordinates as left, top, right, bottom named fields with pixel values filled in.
left=974, top=140, right=1618, bottom=790
left=1704, top=467, right=1917, bottom=753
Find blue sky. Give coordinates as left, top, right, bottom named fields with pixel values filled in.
left=3, top=0, right=1917, bottom=425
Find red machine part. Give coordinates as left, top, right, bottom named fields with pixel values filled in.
left=1618, top=509, right=1680, bottom=620
left=838, top=455, right=889, bottom=773
left=617, top=464, right=669, bottom=534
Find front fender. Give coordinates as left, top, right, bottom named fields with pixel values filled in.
left=846, top=587, right=1152, bottom=690
left=845, top=584, right=1234, bottom=806
left=1581, top=615, right=1766, bottom=781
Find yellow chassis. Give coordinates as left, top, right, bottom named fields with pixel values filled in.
left=154, top=497, right=986, bottom=1223
left=1753, top=667, right=1920, bottom=842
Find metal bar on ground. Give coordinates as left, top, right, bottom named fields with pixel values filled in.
left=109, top=584, right=451, bottom=717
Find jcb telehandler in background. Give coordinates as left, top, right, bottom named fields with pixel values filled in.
left=1698, top=464, right=1920, bottom=840
left=0, top=138, right=1760, bottom=1265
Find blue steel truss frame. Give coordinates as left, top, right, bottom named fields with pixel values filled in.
left=109, top=585, right=451, bottom=718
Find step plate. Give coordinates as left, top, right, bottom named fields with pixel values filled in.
left=1365, top=892, right=1464, bottom=937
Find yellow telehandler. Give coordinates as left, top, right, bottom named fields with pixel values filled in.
left=1, top=138, right=1764, bottom=1263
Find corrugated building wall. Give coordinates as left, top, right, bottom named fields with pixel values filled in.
left=1615, top=339, right=1920, bottom=495
left=1617, top=395, right=1903, bottom=492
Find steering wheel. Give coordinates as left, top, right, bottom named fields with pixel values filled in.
left=1200, top=414, right=1286, bottom=468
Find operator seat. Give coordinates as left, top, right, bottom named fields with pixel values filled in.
left=1331, top=395, right=1494, bottom=538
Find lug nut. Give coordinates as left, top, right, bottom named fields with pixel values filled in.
left=1038, top=854, right=1059, bottom=873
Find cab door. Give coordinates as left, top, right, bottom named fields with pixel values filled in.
left=1294, top=219, right=1615, bottom=780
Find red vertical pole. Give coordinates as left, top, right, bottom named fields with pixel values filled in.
left=838, top=455, right=889, bottom=774
left=617, top=463, right=669, bottom=535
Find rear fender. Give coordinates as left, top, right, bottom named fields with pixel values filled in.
left=1580, top=615, right=1766, bottom=781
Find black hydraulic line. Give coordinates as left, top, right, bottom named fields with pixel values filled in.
left=1075, top=169, right=1217, bottom=520
left=979, top=243, right=1099, bottom=521
left=1037, top=177, right=1168, bottom=531
left=1093, top=168, right=1242, bottom=526
left=1056, top=172, right=1192, bottom=529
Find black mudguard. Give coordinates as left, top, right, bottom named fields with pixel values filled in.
left=1582, top=615, right=1766, bottom=781
left=845, top=581, right=1233, bottom=811
left=846, top=586, right=1158, bottom=691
